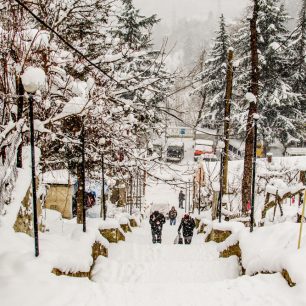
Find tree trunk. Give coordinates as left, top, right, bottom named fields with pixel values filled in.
left=241, top=0, right=259, bottom=214
left=222, top=48, right=234, bottom=194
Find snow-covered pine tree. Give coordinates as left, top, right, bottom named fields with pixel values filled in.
left=233, top=0, right=302, bottom=150
left=109, top=0, right=171, bottom=137
left=286, top=0, right=306, bottom=145
left=192, top=14, right=230, bottom=131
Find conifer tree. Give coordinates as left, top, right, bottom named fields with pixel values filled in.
left=288, top=0, right=306, bottom=134
left=233, top=0, right=302, bottom=149
left=193, top=15, right=230, bottom=130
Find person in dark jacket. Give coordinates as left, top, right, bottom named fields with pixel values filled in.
left=178, top=214, right=195, bottom=244
left=179, top=190, right=185, bottom=208
left=168, top=206, right=178, bottom=225
left=149, top=210, right=166, bottom=243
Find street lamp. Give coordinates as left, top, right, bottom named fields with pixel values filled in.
left=217, top=140, right=225, bottom=223
left=21, top=67, right=46, bottom=257
left=250, top=113, right=259, bottom=232
left=99, top=138, right=107, bottom=220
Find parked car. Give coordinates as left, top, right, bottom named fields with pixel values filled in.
left=202, top=153, right=218, bottom=162
left=166, top=141, right=184, bottom=162
left=193, top=139, right=214, bottom=161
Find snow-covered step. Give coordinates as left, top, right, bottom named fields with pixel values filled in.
left=93, top=273, right=298, bottom=306
left=92, top=255, right=239, bottom=284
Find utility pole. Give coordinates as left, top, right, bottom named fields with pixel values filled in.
left=222, top=48, right=234, bottom=194
left=242, top=0, right=259, bottom=214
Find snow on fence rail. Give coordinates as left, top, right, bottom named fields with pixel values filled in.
left=0, top=131, right=22, bottom=215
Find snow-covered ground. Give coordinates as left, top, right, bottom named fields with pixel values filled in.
left=1, top=218, right=302, bottom=306
left=1, top=138, right=306, bottom=305
left=89, top=214, right=301, bottom=306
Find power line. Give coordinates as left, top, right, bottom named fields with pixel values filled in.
left=14, top=0, right=133, bottom=89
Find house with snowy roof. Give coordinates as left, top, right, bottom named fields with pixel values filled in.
left=42, top=169, right=77, bottom=219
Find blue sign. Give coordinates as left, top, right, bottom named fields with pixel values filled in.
left=180, top=128, right=186, bottom=135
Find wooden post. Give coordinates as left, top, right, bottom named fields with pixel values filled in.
left=298, top=190, right=306, bottom=249
left=222, top=48, right=234, bottom=194
left=242, top=0, right=259, bottom=214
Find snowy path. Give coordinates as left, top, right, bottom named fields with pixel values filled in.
left=92, top=221, right=298, bottom=306
left=91, top=149, right=300, bottom=306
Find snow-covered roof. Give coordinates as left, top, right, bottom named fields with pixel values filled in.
left=195, top=144, right=213, bottom=152
left=42, top=169, right=77, bottom=185
left=167, top=140, right=184, bottom=147
left=195, top=139, right=214, bottom=146
left=286, top=147, right=306, bottom=156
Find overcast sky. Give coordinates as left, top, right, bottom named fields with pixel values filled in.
left=133, top=0, right=298, bottom=70
left=133, top=0, right=250, bottom=25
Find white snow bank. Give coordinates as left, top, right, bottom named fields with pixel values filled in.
left=204, top=220, right=246, bottom=253
left=0, top=227, right=104, bottom=306
left=239, top=222, right=306, bottom=284
left=87, top=218, right=120, bottom=230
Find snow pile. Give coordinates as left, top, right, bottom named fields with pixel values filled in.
left=203, top=220, right=246, bottom=252
left=87, top=217, right=122, bottom=232
left=21, top=67, right=46, bottom=93
left=239, top=222, right=306, bottom=283
left=51, top=226, right=100, bottom=273
left=245, top=92, right=256, bottom=103
left=0, top=227, right=104, bottom=306
left=118, top=215, right=130, bottom=225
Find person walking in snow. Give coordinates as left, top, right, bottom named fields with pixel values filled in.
left=149, top=210, right=166, bottom=243
left=178, top=190, right=185, bottom=209
left=178, top=214, right=195, bottom=244
left=168, top=206, right=178, bottom=226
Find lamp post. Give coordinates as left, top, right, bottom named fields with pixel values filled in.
left=250, top=113, right=259, bottom=232
left=99, top=138, right=106, bottom=220
left=218, top=141, right=225, bottom=223
left=21, top=67, right=46, bottom=257
left=81, top=124, right=86, bottom=232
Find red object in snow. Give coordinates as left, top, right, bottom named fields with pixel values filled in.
left=291, top=196, right=295, bottom=205
left=247, top=200, right=251, bottom=211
